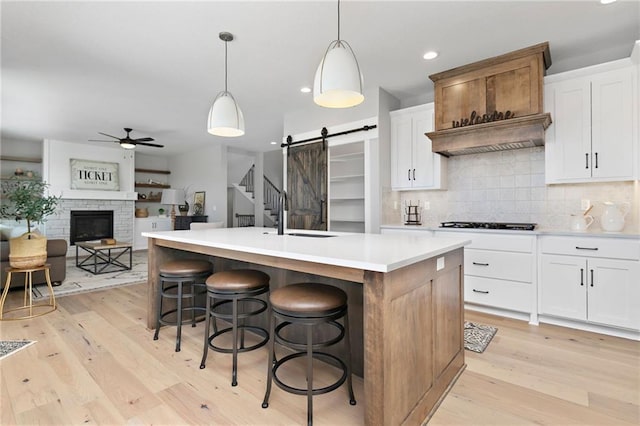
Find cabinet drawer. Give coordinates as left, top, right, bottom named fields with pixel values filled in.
left=435, top=231, right=534, bottom=253
left=540, top=236, right=640, bottom=260
left=465, top=249, right=533, bottom=282
left=465, top=276, right=532, bottom=313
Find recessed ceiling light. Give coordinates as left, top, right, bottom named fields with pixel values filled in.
left=300, top=87, right=311, bottom=93
left=423, top=51, right=438, bottom=60
left=270, top=141, right=277, bottom=145
left=600, top=0, right=616, bottom=4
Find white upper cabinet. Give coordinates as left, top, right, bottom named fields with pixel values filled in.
left=390, top=103, right=447, bottom=190
left=545, top=63, right=637, bottom=183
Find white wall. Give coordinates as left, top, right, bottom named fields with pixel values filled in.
left=170, top=142, right=227, bottom=224
left=43, top=139, right=135, bottom=199
left=264, top=149, right=283, bottom=191
left=283, top=86, right=380, bottom=137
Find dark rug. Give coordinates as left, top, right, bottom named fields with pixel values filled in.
left=0, top=340, right=36, bottom=360
left=464, top=321, right=497, bottom=353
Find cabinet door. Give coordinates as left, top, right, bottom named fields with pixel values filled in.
left=412, top=110, right=434, bottom=188
left=540, top=255, right=587, bottom=321
left=133, top=218, right=153, bottom=250
left=591, top=68, right=634, bottom=180
left=587, top=258, right=640, bottom=330
left=390, top=113, right=413, bottom=190
left=544, top=78, right=592, bottom=182
left=155, top=217, right=172, bottom=232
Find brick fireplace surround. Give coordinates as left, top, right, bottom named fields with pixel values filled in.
left=45, top=199, right=134, bottom=257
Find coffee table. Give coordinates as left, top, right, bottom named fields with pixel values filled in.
left=76, top=241, right=132, bottom=275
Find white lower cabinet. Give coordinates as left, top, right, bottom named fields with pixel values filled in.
left=134, top=217, right=171, bottom=250
left=435, top=231, right=537, bottom=319
left=539, top=236, right=640, bottom=331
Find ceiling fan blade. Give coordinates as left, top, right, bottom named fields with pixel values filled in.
left=135, top=141, right=164, bottom=148
left=134, top=137, right=155, bottom=142
left=98, top=132, right=121, bottom=139
left=88, top=139, right=118, bottom=142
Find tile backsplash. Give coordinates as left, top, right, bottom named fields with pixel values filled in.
left=383, top=147, right=639, bottom=231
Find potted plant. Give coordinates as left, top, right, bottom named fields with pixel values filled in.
left=158, top=208, right=166, bottom=218
left=0, top=175, right=60, bottom=268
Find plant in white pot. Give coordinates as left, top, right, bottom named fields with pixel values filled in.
left=0, top=175, right=60, bottom=268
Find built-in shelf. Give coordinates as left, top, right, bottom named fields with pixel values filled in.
left=330, top=197, right=365, bottom=202
left=135, top=183, right=170, bottom=189
left=135, top=168, right=170, bottom=174
left=330, top=152, right=364, bottom=162
left=330, top=174, right=365, bottom=182
left=0, top=155, right=42, bottom=163
left=1, top=175, right=39, bottom=181
left=330, top=219, right=365, bottom=223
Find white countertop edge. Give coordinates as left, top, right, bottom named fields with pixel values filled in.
left=381, top=224, right=640, bottom=239
left=142, top=228, right=470, bottom=273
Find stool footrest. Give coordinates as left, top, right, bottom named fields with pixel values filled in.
left=272, top=351, right=348, bottom=396
left=206, top=326, right=269, bottom=354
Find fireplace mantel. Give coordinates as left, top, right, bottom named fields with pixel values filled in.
left=54, top=188, right=138, bottom=201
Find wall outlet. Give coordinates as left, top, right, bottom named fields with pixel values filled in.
left=581, top=199, right=590, bottom=211
left=212, top=205, right=217, bottom=211
left=423, top=201, right=430, bottom=210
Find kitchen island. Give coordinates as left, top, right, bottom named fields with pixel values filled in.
left=142, top=227, right=469, bottom=425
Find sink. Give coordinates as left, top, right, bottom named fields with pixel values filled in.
left=286, top=233, right=337, bottom=238
left=264, top=231, right=336, bottom=238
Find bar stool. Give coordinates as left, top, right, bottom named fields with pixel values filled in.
left=153, top=259, right=212, bottom=352
left=0, top=264, right=56, bottom=320
left=262, top=283, right=356, bottom=426
left=200, top=269, right=270, bottom=387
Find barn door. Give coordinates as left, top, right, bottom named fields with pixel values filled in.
left=287, top=142, right=327, bottom=230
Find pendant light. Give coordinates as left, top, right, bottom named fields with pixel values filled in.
left=313, top=0, right=364, bottom=108
left=207, top=32, right=245, bottom=137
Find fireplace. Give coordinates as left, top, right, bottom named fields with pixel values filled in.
left=70, top=210, right=114, bottom=245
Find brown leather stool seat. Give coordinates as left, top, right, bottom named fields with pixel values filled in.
left=153, top=259, right=212, bottom=352
left=262, top=283, right=356, bottom=426
left=200, top=269, right=270, bottom=387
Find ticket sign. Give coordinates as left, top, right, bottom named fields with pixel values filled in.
left=70, top=159, right=120, bottom=191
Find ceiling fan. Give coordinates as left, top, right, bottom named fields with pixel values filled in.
left=89, top=128, right=164, bottom=149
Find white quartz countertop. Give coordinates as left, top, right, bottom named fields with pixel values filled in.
left=381, top=224, right=640, bottom=239
left=142, top=227, right=469, bottom=273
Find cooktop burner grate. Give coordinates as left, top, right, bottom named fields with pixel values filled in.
left=440, top=221, right=537, bottom=231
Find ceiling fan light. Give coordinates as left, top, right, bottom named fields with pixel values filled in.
left=207, top=91, right=245, bottom=137
left=120, top=141, right=136, bottom=149
left=313, top=41, right=364, bottom=108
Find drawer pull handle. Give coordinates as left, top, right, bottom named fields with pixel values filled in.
left=575, top=246, right=598, bottom=251
left=472, top=289, right=489, bottom=294
left=580, top=268, right=584, bottom=286
left=472, top=262, right=489, bottom=266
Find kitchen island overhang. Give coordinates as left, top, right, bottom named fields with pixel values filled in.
left=142, top=227, right=469, bottom=425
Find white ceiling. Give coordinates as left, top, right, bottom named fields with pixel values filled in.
left=2, top=1, right=639, bottom=156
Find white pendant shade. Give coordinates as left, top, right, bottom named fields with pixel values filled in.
left=313, top=42, right=364, bottom=108
left=207, top=91, right=245, bottom=137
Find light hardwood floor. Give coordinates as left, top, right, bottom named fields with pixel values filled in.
left=1, top=283, right=638, bottom=425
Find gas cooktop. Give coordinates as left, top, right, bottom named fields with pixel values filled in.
left=440, top=221, right=537, bottom=231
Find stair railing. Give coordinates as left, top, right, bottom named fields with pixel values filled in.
left=235, top=213, right=255, bottom=227
left=240, top=165, right=254, bottom=196
left=264, top=175, right=281, bottom=213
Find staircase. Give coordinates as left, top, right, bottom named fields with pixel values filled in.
left=232, top=165, right=281, bottom=227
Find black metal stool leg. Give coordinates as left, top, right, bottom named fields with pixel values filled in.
left=153, top=280, right=164, bottom=341
left=200, top=290, right=212, bottom=369
left=306, top=324, right=314, bottom=426
left=175, top=280, right=183, bottom=352
left=231, top=298, right=239, bottom=386
left=343, top=310, right=356, bottom=405
left=191, top=282, right=197, bottom=327
left=262, top=307, right=275, bottom=409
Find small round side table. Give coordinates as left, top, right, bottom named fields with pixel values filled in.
left=0, top=263, right=57, bottom=320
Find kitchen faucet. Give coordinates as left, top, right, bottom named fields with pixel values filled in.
left=277, top=190, right=288, bottom=235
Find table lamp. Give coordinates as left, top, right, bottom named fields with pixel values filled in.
left=160, top=189, right=184, bottom=230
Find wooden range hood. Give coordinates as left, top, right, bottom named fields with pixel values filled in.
left=426, top=42, right=552, bottom=156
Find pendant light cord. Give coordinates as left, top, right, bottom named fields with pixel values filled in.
left=224, top=39, right=228, bottom=92
left=337, top=0, right=341, bottom=41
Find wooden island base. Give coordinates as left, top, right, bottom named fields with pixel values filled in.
left=146, top=233, right=465, bottom=425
